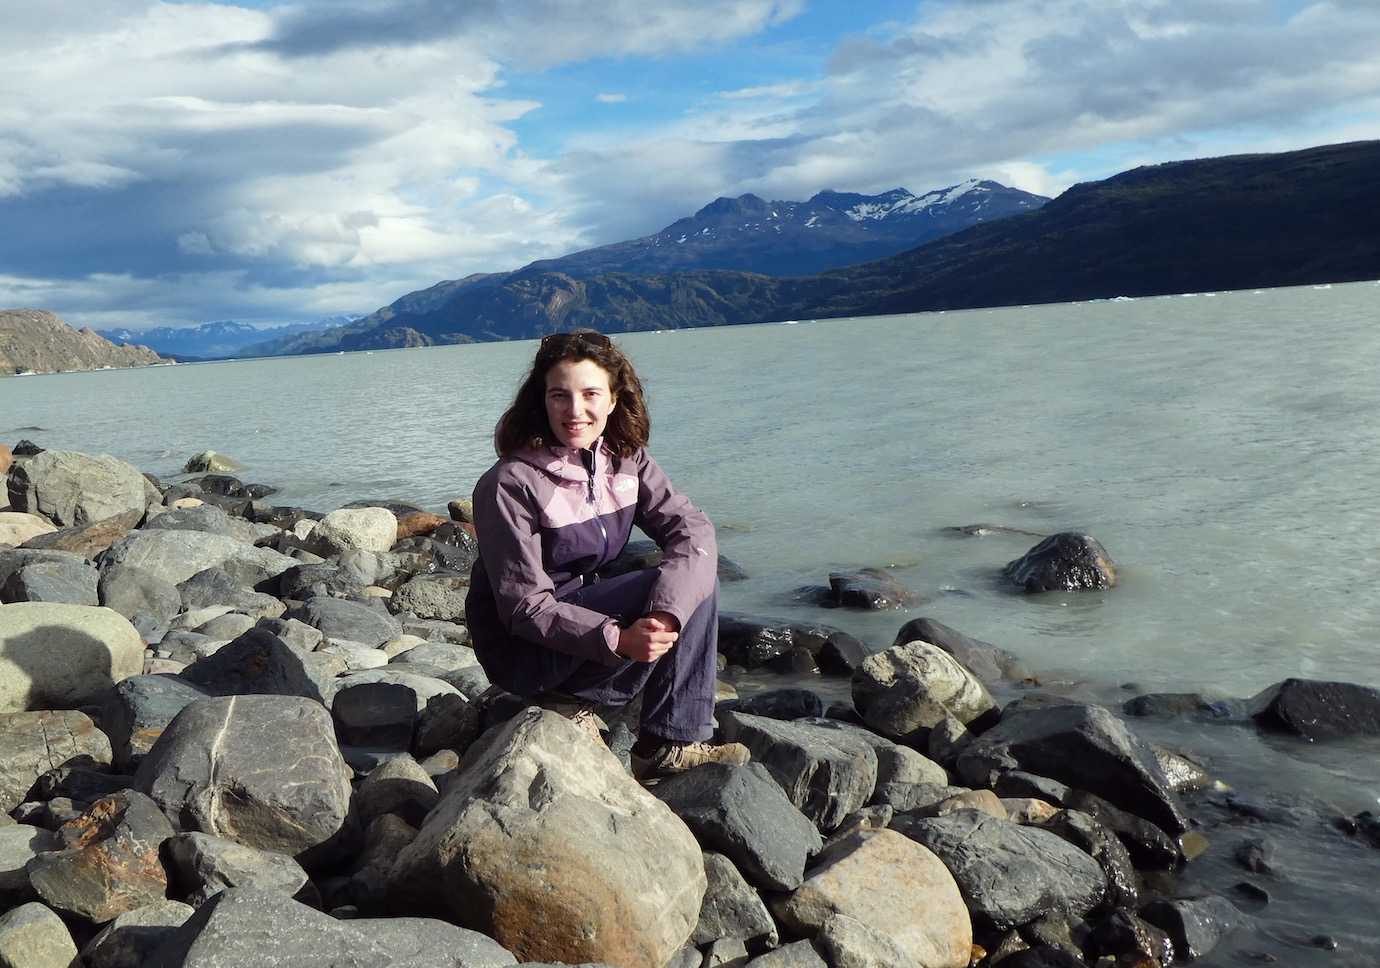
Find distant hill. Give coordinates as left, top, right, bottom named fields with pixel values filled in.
left=100, top=316, right=356, bottom=360
left=0, top=309, right=164, bottom=375
left=255, top=140, right=1380, bottom=354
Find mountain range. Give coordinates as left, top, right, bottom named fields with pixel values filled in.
left=99, top=316, right=356, bottom=360
left=253, top=140, right=1380, bottom=354
left=0, top=310, right=164, bottom=375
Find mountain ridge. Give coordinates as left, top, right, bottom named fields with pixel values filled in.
left=0, top=309, right=164, bottom=375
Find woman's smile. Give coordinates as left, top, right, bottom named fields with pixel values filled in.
left=545, top=358, right=617, bottom=450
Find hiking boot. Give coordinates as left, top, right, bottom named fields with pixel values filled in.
left=533, top=692, right=607, bottom=743
left=632, top=739, right=751, bottom=779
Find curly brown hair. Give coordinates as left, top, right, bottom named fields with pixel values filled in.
left=494, top=330, right=651, bottom=457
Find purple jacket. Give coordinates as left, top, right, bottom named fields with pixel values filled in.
left=466, top=439, right=717, bottom=666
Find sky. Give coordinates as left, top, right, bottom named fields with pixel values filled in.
left=0, top=0, right=1377, bottom=330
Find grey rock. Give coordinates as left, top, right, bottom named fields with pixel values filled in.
left=1139, top=895, right=1244, bottom=962
left=254, top=616, right=323, bottom=652
left=744, top=940, right=826, bottom=967
left=145, top=504, right=240, bottom=539
left=0, top=709, right=112, bottom=813
left=925, top=714, right=972, bottom=768
left=0, top=602, right=145, bottom=712
left=889, top=617, right=1028, bottom=683
left=100, top=675, right=212, bottom=770
left=1152, top=746, right=1214, bottom=793
left=400, top=616, right=471, bottom=644
left=1247, top=677, right=1380, bottom=740
left=703, top=937, right=749, bottom=967
left=180, top=629, right=325, bottom=701
left=718, top=612, right=867, bottom=674
left=1087, top=910, right=1174, bottom=967
left=692, top=852, right=777, bottom=946
left=7, top=450, right=149, bottom=527
left=330, top=669, right=462, bottom=713
left=135, top=695, right=352, bottom=864
left=824, top=568, right=916, bottom=609
left=276, top=562, right=365, bottom=601
left=389, top=574, right=469, bottom=621
left=1003, top=532, right=1117, bottom=592
left=1040, top=809, right=1139, bottom=911
left=342, top=814, right=416, bottom=910
left=870, top=782, right=967, bottom=813
left=994, top=771, right=1071, bottom=804
left=193, top=612, right=256, bottom=641
left=103, top=529, right=296, bottom=587
left=345, top=916, right=516, bottom=967
left=442, top=664, right=491, bottom=699
left=80, top=899, right=195, bottom=968
left=891, top=809, right=1106, bottom=931
left=0, top=823, right=60, bottom=891
left=289, top=597, right=401, bottom=648
left=99, top=564, right=181, bottom=625
left=164, top=832, right=312, bottom=906
left=333, top=681, right=417, bottom=748
left=1, top=553, right=98, bottom=605
left=996, top=945, right=1084, bottom=967
left=176, top=568, right=259, bottom=612
left=391, top=641, right=477, bottom=672
left=654, top=762, right=821, bottom=892
left=1063, top=789, right=1180, bottom=869
left=33, top=764, right=134, bottom=803
left=816, top=913, right=914, bottom=968
left=413, top=692, right=482, bottom=759
left=791, top=717, right=948, bottom=804
left=355, top=754, right=438, bottom=828
left=956, top=700, right=1187, bottom=834
left=719, top=688, right=826, bottom=721
left=0, top=901, right=80, bottom=968
left=851, top=641, right=995, bottom=744
left=27, top=789, right=175, bottom=922
left=718, top=711, right=878, bottom=832
left=1234, top=835, right=1275, bottom=875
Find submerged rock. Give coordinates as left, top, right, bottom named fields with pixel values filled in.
left=1003, top=532, right=1117, bottom=592
left=1247, top=678, right=1380, bottom=740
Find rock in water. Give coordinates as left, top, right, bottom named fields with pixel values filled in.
left=774, top=829, right=970, bottom=968
left=134, top=695, right=352, bottom=864
left=1139, top=895, right=1243, bottom=962
left=1003, top=532, right=1117, bottom=592
left=6, top=450, right=152, bottom=527
left=1247, top=678, right=1380, bottom=739
left=388, top=707, right=704, bottom=967
left=184, top=452, right=241, bottom=474
left=0, top=602, right=144, bottom=711
left=851, top=641, right=995, bottom=743
left=956, top=700, right=1187, bottom=834
left=0, top=709, right=112, bottom=812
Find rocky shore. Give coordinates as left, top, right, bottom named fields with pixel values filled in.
left=2, top=442, right=1379, bottom=968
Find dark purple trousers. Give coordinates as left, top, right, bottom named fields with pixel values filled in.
left=477, top=568, right=719, bottom=743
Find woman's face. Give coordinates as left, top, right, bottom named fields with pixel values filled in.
left=544, top=358, right=617, bottom=450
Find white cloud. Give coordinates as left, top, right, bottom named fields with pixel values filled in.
left=596, top=93, right=628, bottom=104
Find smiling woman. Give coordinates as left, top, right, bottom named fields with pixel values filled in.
left=465, top=329, right=751, bottom=779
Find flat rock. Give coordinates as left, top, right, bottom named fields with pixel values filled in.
left=693, top=852, right=777, bottom=947
left=135, top=695, right=353, bottom=864
left=653, top=762, right=822, bottom=892
left=718, top=613, right=867, bottom=674
left=329, top=668, right=462, bottom=713
left=0, top=602, right=144, bottom=711
left=0, top=709, right=113, bottom=812
left=7, top=450, right=151, bottom=527
left=145, top=504, right=242, bottom=539
left=164, top=832, right=312, bottom=906
left=99, top=564, right=182, bottom=625
left=891, top=809, right=1106, bottom=932
left=0, top=902, right=80, bottom=968
left=956, top=700, right=1187, bottom=834
left=103, top=529, right=296, bottom=587
left=1, top=551, right=99, bottom=605
left=27, top=789, right=175, bottom=923
left=718, top=711, right=878, bottom=831
left=180, top=629, right=326, bottom=702
left=1003, top=532, right=1117, bottom=592
left=254, top=616, right=323, bottom=652
left=80, top=899, right=195, bottom=968
left=1247, top=678, right=1380, bottom=739
left=852, top=641, right=995, bottom=743
left=288, top=597, right=401, bottom=648
left=390, top=641, right=477, bottom=672
left=388, top=707, right=704, bottom=967
left=775, top=829, right=970, bottom=968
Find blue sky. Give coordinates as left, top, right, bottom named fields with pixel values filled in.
left=0, top=0, right=1375, bottom=330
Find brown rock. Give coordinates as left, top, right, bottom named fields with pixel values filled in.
left=0, top=444, right=11, bottom=477
left=20, top=509, right=144, bottom=558
left=395, top=510, right=449, bottom=541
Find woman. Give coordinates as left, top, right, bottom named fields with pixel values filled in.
left=464, top=330, right=749, bottom=778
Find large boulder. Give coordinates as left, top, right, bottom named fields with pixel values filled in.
left=389, top=574, right=469, bottom=621
left=0, top=823, right=61, bottom=891
left=1, top=552, right=99, bottom=605
left=26, top=790, right=175, bottom=923
left=20, top=509, right=144, bottom=559
left=307, top=507, right=397, bottom=557
left=100, top=676, right=213, bottom=770
left=956, top=700, right=1187, bottom=834
left=652, top=763, right=822, bottom=891
left=179, top=629, right=325, bottom=702
left=0, top=512, right=56, bottom=546
left=0, top=603, right=144, bottom=711
left=891, top=809, right=1106, bottom=932
left=98, top=564, right=182, bottom=625
left=388, top=707, right=705, bottom=968
left=0, top=902, right=81, bottom=968
left=103, top=529, right=296, bottom=587
left=1247, top=678, right=1380, bottom=739
left=774, top=829, right=970, bottom=968
left=851, top=641, right=996, bottom=743
left=7, top=450, right=151, bottom=527
left=890, top=617, right=1028, bottom=683
left=1139, top=896, right=1244, bottom=962
left=786, top=718, right=950, bottom=809
left=0, top=709, right=112, bottom=812
left=1003, top=533, right=1117, bottom=593
left=717, top=711, right=878, bottom=831
left=134, top=695, right=353, bottom=864
left=80, top=899, right=195, bottom=968
left=1040, top=809, right=1139, bottom=911
left=288, top=597, right=402, bottom=648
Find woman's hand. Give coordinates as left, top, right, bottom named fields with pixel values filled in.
left=616, top=612, right=680, bottom=662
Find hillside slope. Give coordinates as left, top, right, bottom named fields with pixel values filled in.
left=0, top=309, right=164, bottom=375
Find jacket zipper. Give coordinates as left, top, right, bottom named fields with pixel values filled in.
left=582, top=448, right=609, bottom=576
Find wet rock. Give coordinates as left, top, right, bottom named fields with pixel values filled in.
left=135, top=695, right=353, bottom=864
left=994, top=947, right=1086, bottom=967
left=99, top=564, right=181, bottom=625
left=0, top=511, right=56, bottom=546
left=0, top=823, right=61, bottom=891
left=100, top=675, right=212, bottom=770
left=1139, top=895, right=1244, bottom=962
left=7, top=450, right=151, bottom=527
left=774, top=828, right=970, bottom=968
left=27, top=789, right=174, bottom=922
left=718, top=688, right=827, bottom=721
left=183, top=452, right=240, bottom=474
left=388, top=707, right=704, bottom=967
left=103, top=529, right=296, bottom=587
left=1122, top=692, right=1218, bottom=717
left=717, top=711, right=878, bottom=832
left=1003, top=532, right=1117, bottom=592
left=180, top=629, right=325, bottom=702
left=185, top=474, right=246, bottom=498
left=1040, top=809, right=1139, bottom=911
left=652, top=762, right=822, bottom=892
left=1, top=551, right=98, bottom=605
left=0, top=902, right=80, bottom=968
left=1151, top=746, right=1214, bottom=793
left=718, top=613, right=867, bottom=674
left=354, top=754, right=438, bottom=828
left=851, top=641, right=996, bottom=744
left=306, top=507, right=397, bottom=557
left=80, top=899, right=194, bottom=968
left=164, top=832, right=313, bottom=906
left=1247, top=678, right=1380, bottom=740
left=956, top=700, right=1187, bottom=834
left=0, top=709, right=113, bottom=812
left=892, top=809, right=1106, bottom=932
left=692, top=852, right=777, bottom=947
left=0, top=602, right=145, bottom=711
left=288, top=597, right=401, bottom=648
left=823, top=568, right=916, bottom=610
left=1064, top=789, right=1180, bottom=869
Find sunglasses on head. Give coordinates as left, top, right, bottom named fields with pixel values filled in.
left=539, top=330, right=612, bottom=349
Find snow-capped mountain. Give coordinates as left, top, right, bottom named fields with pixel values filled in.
left=98, top=315, right=357, bottom=359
